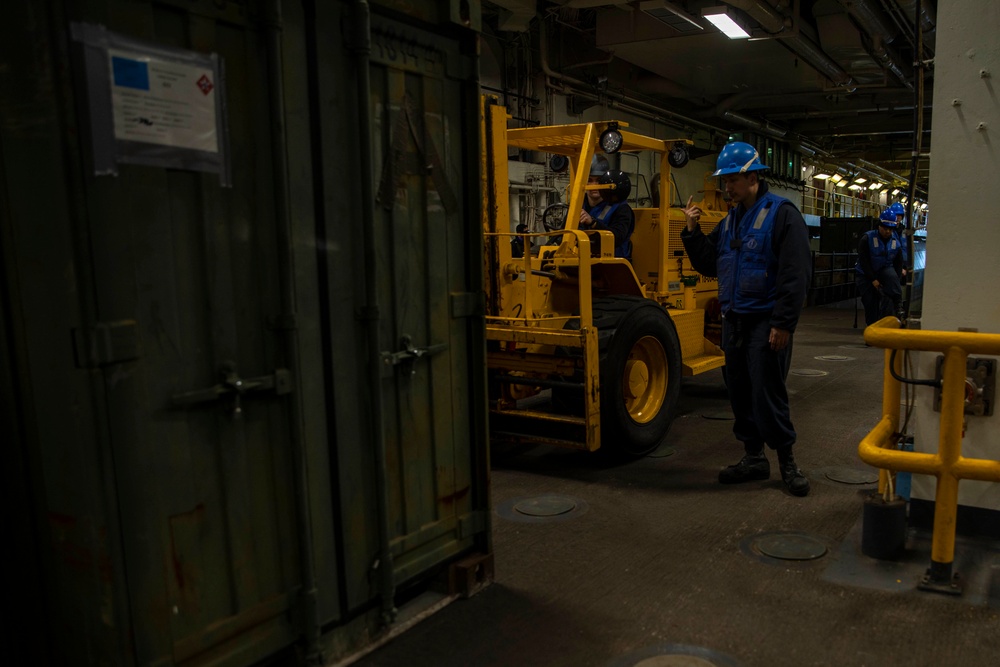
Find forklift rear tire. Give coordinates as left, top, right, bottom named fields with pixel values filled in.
left=599, top=301, right=682, bottom=457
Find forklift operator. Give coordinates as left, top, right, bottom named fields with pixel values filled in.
left=579, top=169, right=635, bottom=262
left=679, top=141, right=812, bottom=497
left=580, top=154, right=609, bottom=215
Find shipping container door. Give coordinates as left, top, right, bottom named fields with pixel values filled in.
left=368, top=14, right=486, bottom=588
left=78, top=7, right=301, bottom=665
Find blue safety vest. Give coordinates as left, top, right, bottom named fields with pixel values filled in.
left=855, top=229, right=903, bottom=275
left=590, top=201, right=632, bottom=260
left=716, top=192, right=787, bottom=315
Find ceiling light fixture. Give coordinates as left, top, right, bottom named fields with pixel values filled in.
left=853, top=177, right=867, bottom=184
left=868, top=182, right=882, bottom=190
left=848, top=184, right=863, bottom=191
left=814, top=173, right=831, bottom=180
left=920, top=203, right=928, bottom=209
left=829, top=174, right=843, bottom=183
left=891, top=188, right=900, bottom=195
left=701, top=6, right=751, bottom=39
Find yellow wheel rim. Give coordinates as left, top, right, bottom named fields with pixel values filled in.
left=623, top=335, right=668, bottom=424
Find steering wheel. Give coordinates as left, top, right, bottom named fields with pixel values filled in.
left=542, top=203, right=570, bottom=232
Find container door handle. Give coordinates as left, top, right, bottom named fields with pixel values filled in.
left=171, top=362, right=292, bottom=416
left=381, top=334, right=447, bottom=374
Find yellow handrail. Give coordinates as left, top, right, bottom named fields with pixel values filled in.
left=859, top=316, right=1000, bottom=588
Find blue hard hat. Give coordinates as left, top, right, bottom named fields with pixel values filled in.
left=879, top=209, right=898, bottom=226
left=889, top=202, right=906, bottom=216
left=712, top=142, right=769, bottom=176
left=590, top=155, right=610, bottom=176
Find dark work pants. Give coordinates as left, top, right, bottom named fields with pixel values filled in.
left=856, top=266, right=902, bottom=327
left=722, top=313, right=796, bottom=454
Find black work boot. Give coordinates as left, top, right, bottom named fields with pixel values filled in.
left=718, top=452, right=770, bottom=484
left=777, top=448, right=810, bottom=497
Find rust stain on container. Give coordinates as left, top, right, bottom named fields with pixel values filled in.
left=440, top=486, right=470, bottom=505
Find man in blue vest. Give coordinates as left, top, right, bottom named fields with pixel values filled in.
left=855, top=210, right=906, bottom=326
left=580, top=169, right=634, bottom=262
left=680, top=142, right=812, bottom=496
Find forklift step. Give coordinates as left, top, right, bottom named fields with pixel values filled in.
left=682, top=353, right=726, bottom=376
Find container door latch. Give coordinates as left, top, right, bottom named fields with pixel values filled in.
left=381, top=334, right=447, bottom=376
left=171, top=362, right=292, bottom=417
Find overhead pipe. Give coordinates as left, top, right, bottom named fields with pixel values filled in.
left=836, top=0, right=913, bottom=89
left=870, top=34, right=913, bottom=90
left=633, top=72, right=707, bottom=101
left=721, top=110, right=788, bottom=139
left=848, top=159, right=911, bottom=186
left=839, top=0, right=898, bottom=40
left=537, top=25, right=729, bottom=135
left=265, top=0, right=322, bottom=660
left=723, top=0, right=857, bottom=92
left=766, top=104, right=930, bottom=119
left=537, top=17, right=807, bottom=152
left=912, top=0, right=936, bottom=33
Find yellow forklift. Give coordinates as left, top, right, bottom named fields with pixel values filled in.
left=481, top=99, right=729, bottom=457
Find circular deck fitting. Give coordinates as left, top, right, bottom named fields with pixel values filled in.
left=825, top=466, right=879, bottom=485
left=789, top=368, right=828, bottom=377
left=514, top=496, right=576, bottom=517
left=814, top=355, right=855, bottom=362
left=495, top=495, right=588, bottom=523
left=634, top=656, right=717, bottom=667
left=753, top=532, right=828, bottom=561
left=701, top=411, right=735, bottom=420
left=647, top=444, right=677, bottom=459
left=608, top=644, right=743, bottom=667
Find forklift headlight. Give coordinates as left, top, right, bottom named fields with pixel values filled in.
left=668, top=142, right=690, bottom=168
left=599, top=123, right=623, bottom=154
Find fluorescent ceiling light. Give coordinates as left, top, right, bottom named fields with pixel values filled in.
left=830, top=174, right=843, bottom=183
left=853, top=177, right=867, bottom=184
left=702, top=6, right=751, bottom=39
left=868, top=182, right=882, bottom=190
left=920, top=203, right=928, bottom=209
left=835, top=179, right=848, bottom=187
left=891, top=188, right=900, bottom=195
left=848, top=184, right=863, bottom=191
left=814, top=173, right=831, bottom=180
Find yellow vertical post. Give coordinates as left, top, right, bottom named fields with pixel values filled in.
left=930, top=346, right=966, bottom=569
left=559, top=125, right=596, bottom=256
left=577, top=232, right=593, bottom=329
left=878, top=347, right=902, bottom=494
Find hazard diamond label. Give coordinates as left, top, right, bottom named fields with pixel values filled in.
left=196, top=74, right=214, bottom=95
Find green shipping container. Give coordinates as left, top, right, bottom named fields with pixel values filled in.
left=0, top=0, right=489, bottom=664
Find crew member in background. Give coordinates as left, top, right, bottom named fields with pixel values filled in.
left=580, top=169, right=635, bottom=262
left=580, top=154, right=609, bottom=218
left=680, top=142, right=812, bottom=497
left=887, top=201, right=910, bottom=267
left=855, top=210, right=906, bottom=326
